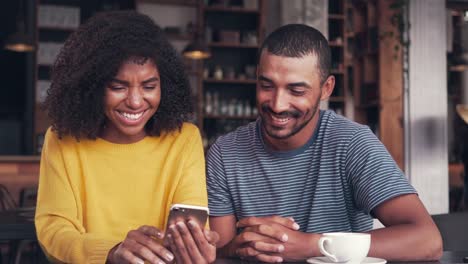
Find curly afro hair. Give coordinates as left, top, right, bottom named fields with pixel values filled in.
left=44, top=10, right=193, bottom=140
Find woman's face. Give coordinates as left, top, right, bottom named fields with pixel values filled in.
left=100, top=58, right=161, bottom=144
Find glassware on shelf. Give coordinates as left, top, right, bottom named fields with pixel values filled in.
left=244, top=102, right=252, bottom=116
left=205, top=91, right=213, bottom=114
left=213, top=65, right=223, bottom=80
left=213, top=92, right=220, bottom=114
left=225, top=66, right=235, bottom=79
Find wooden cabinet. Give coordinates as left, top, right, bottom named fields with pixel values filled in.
left=198, top=0, right=266, bottom=147
left=35, top=2, right=82, bottom=153
left=328, top=0, right=349, bottom=117
left=136, top=0, right=201, bottom=126
left=447, top=9, right=468, bottom=164
left=28, top=0, right=404, bottom=159
left=347, top=0, right=380, bottom=133
left=346, top=0, right=404, bottom=168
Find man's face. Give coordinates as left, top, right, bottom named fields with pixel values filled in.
left=256, top=51, right=334, bottom=149
left=101, top=58, right=161, bottom=144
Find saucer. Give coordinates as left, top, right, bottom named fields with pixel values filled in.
left=307, top=257, right=387, bottom=264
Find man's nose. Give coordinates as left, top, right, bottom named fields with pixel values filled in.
left=270, top=89, right=289, bottom=113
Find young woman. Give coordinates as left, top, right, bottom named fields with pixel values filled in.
left=35, top=11, right=217, bottom=264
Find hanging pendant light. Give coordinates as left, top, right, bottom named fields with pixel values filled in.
left=457, top=104, right=468, bottom=124
left=4, top=0, right=35, bottom=52
left=183, top=32, right=211, bottom=60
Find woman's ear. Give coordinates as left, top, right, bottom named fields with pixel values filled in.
left=320, top=75, right=335, bottom=100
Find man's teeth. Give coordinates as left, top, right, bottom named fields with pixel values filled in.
left=120, top=111, right=144, bottom=120
left=272, top=115, right=290, bottom=123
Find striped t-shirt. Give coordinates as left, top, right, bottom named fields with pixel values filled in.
left=206, top=110, right=416, bottom=233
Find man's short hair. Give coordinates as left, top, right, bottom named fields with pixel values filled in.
left=258, top=24, right=331, bottom=84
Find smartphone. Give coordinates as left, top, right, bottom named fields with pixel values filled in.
left=166, top=204, right=209, bottom=228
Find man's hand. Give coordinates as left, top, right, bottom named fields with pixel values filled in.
left=235, top=216, right=319, bottom=262
left=165, top=220, right=219, bottom=264
left=107, top=225, right=174, bottom=264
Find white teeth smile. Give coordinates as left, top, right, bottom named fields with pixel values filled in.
left=271, top=115, right=290, bottom=124
left=119, top=111, right=144, bottom=120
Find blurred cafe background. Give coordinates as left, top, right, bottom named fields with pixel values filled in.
left=0, top=0, right=468, bottom=262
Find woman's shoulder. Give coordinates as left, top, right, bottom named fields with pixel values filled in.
left=177, top=122, right=201, bottom=137
left=44, top=127, right=76, bottom=145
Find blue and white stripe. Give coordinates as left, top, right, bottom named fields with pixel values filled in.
left=206, top=110, right=416, bottom=233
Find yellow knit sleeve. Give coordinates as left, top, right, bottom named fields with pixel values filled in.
left=35, top=129, right=120, bottom=264
left=171, top=124, right=208, bottom=208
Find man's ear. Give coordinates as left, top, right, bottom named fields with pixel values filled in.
left=320, top=75, right=335, bottom=100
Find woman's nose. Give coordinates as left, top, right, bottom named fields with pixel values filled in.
left=127, top=88, right=143, bottom=109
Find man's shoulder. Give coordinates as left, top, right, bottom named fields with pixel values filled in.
left=213, top=120, right=258, bottom=149
left=320, top=110, right=370, bottom=139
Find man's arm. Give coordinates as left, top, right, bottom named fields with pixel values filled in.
left=228, top=194, right=443, bottom=263
left=210, top=215, right=292, bottom=262
left=344, top=127, right=443, bottom=261
left=368, top=193, right=443, bottom=261
left=210, top=215, right=237, bottom=250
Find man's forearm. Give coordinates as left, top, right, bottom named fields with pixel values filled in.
left=368, top=223, right=442, bottom=261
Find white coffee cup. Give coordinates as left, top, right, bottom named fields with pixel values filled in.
left=318, top=232, right=371, bottom=263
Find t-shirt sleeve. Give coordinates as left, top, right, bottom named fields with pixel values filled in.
left=345, top=127, right=417, bottom=215
left=206, top=139, right=235, bottom=216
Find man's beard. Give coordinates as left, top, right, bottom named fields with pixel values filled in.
left=260, top=97, right=320, bottom=140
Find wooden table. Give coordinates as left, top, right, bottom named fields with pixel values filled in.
left=213, top=251, right=468, bottom=264
left=0, top=210, right=465, bottom=264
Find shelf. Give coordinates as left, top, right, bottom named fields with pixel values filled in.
left=355, top=50, right=378, bottom=58
left=209, top=42, right=258, bottom=48
left=345, top=32, right=355, bottom=38
left=329, top=96, right=346, bottom=102
left=331, top=69, right=345, bottom=74
left=0, top=156, right=41, bottom=162
left=204, top=78, right=256, bottom=84
left=204, top=114, right=257, bottom=120
left=357, top=100, right=380, bottom=109
left=329, top=42, right=344, bottom=47
left=136, top=0, right=197, bottom=6
left=39, top=26, right=77, bottom=32
left=203, top=5, right=259, bottom=14
left=164, top=33, right=193, bottom=41
left=450, top=65, right=468, bottom=72
left=329, top=14, right=345, bottom=20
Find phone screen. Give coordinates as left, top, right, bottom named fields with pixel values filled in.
left=166, top=204, right=209, bottom=228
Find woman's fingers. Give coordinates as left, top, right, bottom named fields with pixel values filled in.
left=137, top=225, right=164, bottom=239
left=115, top=239, right=151, bottom=264
left=137, top=226, right=174, bottom=262
left=187, top=220, right=217, bottom=263
left=113, top=226, right=174, bottom=264
left=167, top=223, right=195, bottom=263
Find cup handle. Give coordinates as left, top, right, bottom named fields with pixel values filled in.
left=318, top=237, right=339, bottom=262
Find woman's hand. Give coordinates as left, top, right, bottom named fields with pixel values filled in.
left=107, top=225, right=174, bottom=264
left=166, top=220, right=219, bottom=264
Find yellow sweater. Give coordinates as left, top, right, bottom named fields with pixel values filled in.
left=35, top=123, right=207, bottom=264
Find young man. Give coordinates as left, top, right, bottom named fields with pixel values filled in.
left=206, top=24, right=442, bottom=263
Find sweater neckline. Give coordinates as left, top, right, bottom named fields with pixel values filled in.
left=88, top=136, right=161, bottom=154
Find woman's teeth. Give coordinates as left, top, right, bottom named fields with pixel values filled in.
left=120, top=111, right=144, bottom=120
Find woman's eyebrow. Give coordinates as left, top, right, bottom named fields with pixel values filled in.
left=141, top=77, right=159, bottom=85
